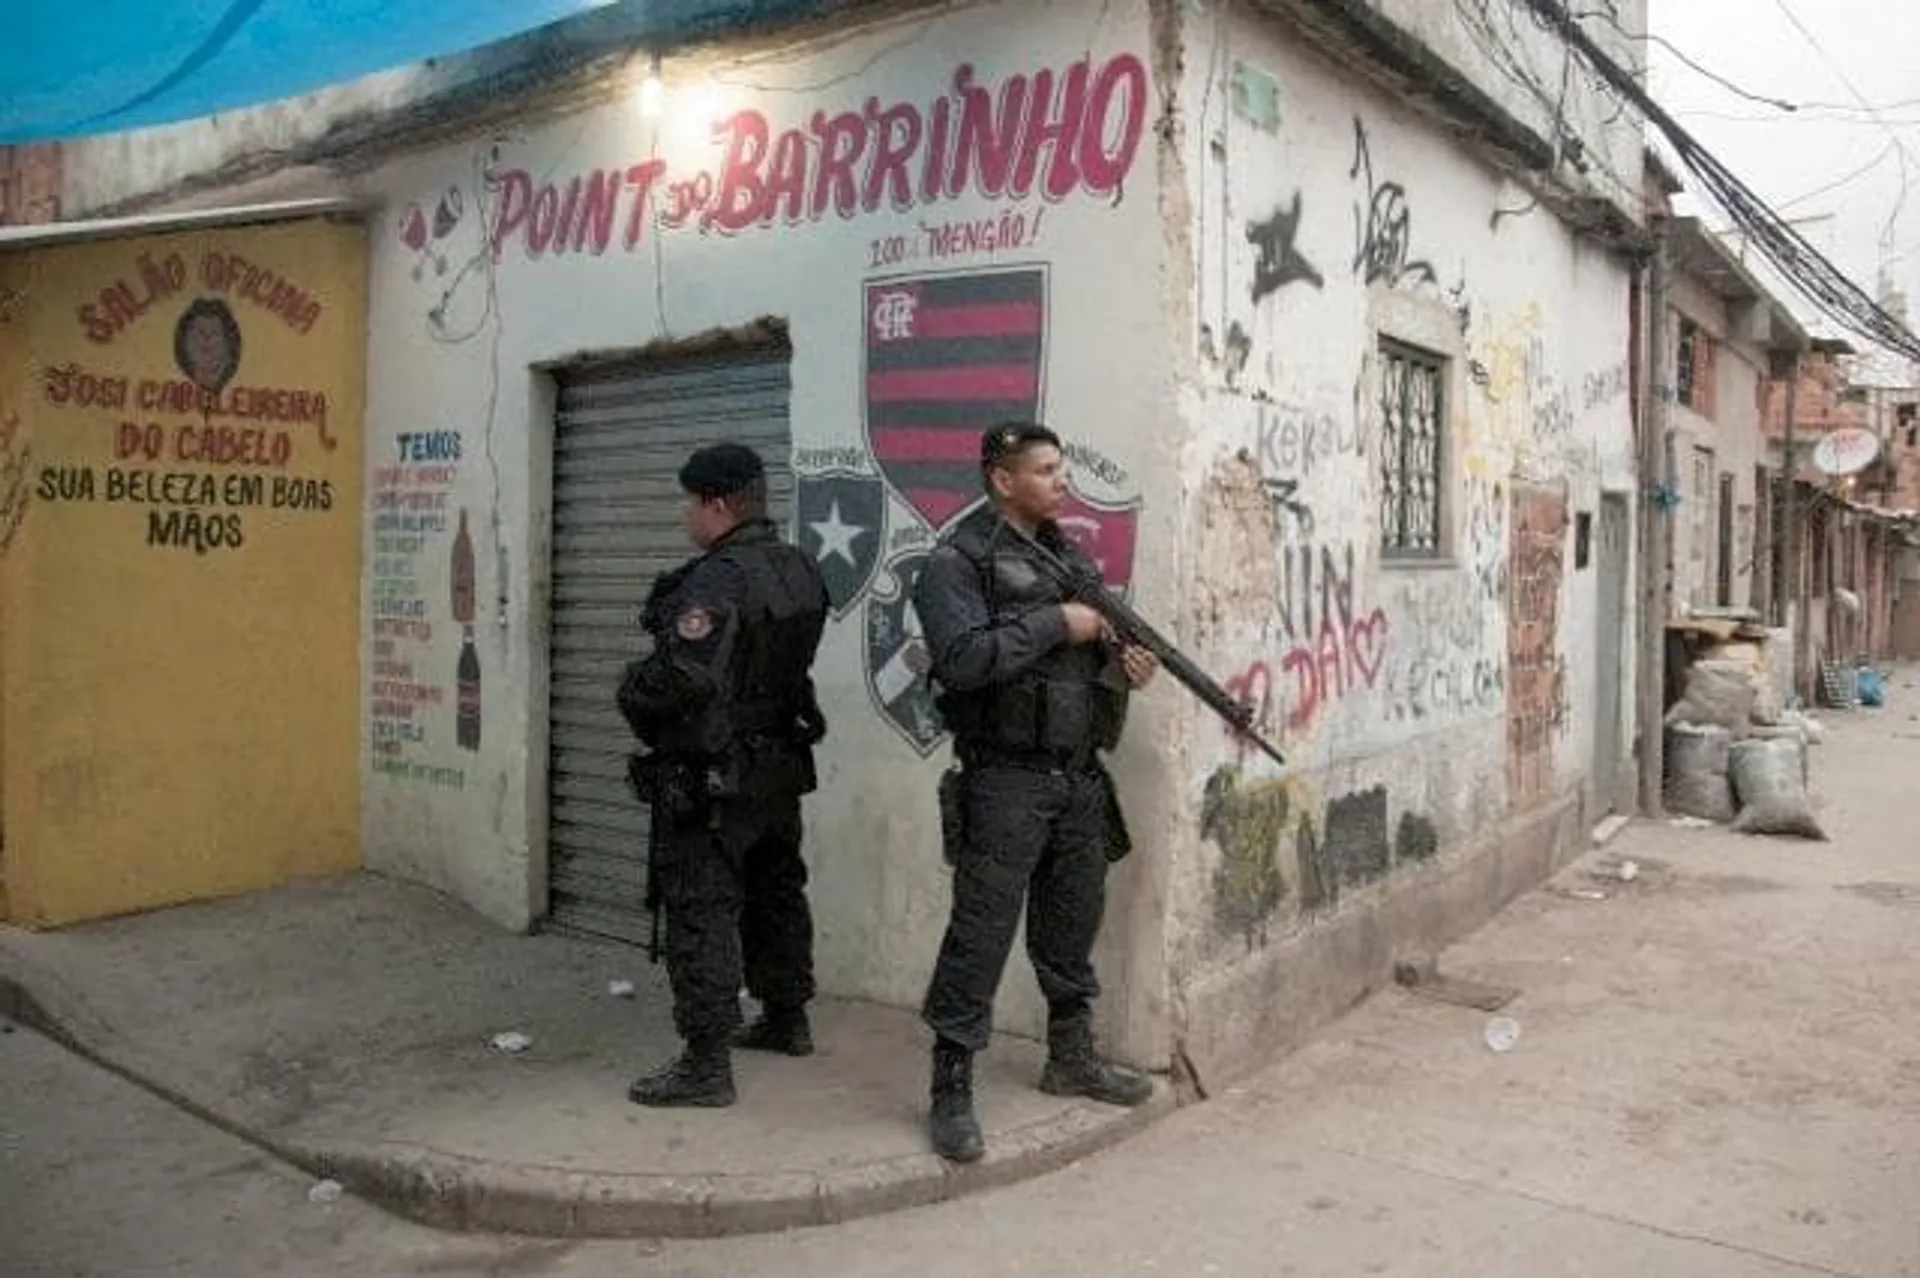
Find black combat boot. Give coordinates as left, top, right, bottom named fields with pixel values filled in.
left=627, top=1039, right=736, bottom=1108
left=734, top=1005, right=814, bottom=1057
left=929, top=1039, right=985, bottom=1163
left=1039, top=1014, right=1153, bottom=1108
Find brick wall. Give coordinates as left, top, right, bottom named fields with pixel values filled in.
left=1762, top=353, right=1870, bottom=484
left=1506, top=482, right=1570, bottom=807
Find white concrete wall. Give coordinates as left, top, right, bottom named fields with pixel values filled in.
left=1162, top=1, right=1637, bottom=1078
left=1364, top=0, right=1647, bottom=220
left=349, top=0, right=1178, bottom=1061
left=57, top=68, right=435, bottom=216
left=42, top=0, right=1648, bottom=1080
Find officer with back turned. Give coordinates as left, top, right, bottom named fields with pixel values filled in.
left=617, top=443, right=830, bottom=1108
left=910, top=421, right=1159, bottom=1162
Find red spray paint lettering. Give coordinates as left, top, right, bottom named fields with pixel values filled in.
left=484, top=53, right=1149, bottom=260
left=1224, top=610, right=1390, bottom=748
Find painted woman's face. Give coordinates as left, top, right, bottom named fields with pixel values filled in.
left=184, top=314, right=229, bottom=387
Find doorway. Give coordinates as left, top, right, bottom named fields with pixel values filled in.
left=1592, top=494, right=1631, bottom=814
left=544, top=342, right=796, bottom=945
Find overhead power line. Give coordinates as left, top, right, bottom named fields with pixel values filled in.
left=1522, top=0, right=1920, bottom=363
left=1776, top=141, right=1898, bottom=213
left=1570, top=7, right=1795, bottom=111
left=1764, top=0, right=1910, bottom=253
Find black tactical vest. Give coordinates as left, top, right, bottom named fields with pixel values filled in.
left=935, top=511, right=1126, bottom=759
left=715, top=522, right=828, bottom=742
left=646, top=520, right=827, bottom=763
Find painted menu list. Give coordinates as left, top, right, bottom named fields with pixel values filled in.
left=369, top=429, right=480, bottom=788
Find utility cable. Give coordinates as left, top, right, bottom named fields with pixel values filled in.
left=1764, top=0, right=1909, bottom=254
left=1572, top=7, right=1795, bottom=111
left=1522, top=0, right=1920, bottom=363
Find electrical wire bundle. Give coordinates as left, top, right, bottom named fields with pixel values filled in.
left=1519, top=0, right=1920, bottom=363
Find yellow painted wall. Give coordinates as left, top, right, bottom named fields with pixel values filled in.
left=0, top=257, right=26, bottom=921
left=1, top=218, right=365, bottom=926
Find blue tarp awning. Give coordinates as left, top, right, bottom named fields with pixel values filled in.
left=0, top=1, right=619, bottom=144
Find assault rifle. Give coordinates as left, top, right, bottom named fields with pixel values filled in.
left=1005, top=522, right=1287, bottom=768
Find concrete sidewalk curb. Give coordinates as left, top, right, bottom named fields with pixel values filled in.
left=297, top=1090, right=1174, bottom=1238
left=0, top=947, right=1173, bottom=1239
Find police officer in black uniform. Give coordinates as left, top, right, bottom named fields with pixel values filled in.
left=617, top=443, right=830, bottom=1108
left=911, top=422, right=1159, bottom=1162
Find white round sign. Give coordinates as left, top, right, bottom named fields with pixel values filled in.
left=1811, top=427, right=1880, bottom=476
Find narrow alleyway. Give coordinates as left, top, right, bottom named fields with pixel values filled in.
left=4, top=685, right=1918, bottom=1276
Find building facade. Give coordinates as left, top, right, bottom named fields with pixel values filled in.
left=6, top=0, right=1647, bottom=1083
left=1661, top=217, right=1805, bottom=618
left=0, top=212, right=367, bottom=925
left=1761, top=344, right=1916, bottom=687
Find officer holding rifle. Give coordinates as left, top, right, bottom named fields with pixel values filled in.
left=909, top=422, right=1161, bottom=1163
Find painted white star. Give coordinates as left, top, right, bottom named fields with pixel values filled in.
left=809, top=499, right=868, bottom=568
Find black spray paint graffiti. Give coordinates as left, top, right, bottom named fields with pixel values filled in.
left=1224, top=322, right=1253, bottom=384
left=1385, top=572, right=1505, bottom=725
left=1202, top=767, right=1441, bottom=943
left=1255, top=402, right=1370, bottom=482
left=1261, top=478, right=1314, bottom=539
left=1349, top=117, right=1435, bottom=289
left=1446, top=277, right=1472, bottom=335
left=1199, top=321, right=1254, bottom=387
left=1246, top=192, right=1324, bottom=303
left=1274, top=542, right=1354, bottom=645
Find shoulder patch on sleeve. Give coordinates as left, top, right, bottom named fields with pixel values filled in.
left=675, top=607, right=716, bottom=642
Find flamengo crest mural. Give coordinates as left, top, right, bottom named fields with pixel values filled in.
left=792, top=264, right=1140, bottom=757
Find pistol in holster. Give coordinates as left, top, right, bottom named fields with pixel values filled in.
left=1096, top=763, right=1134, bottom=864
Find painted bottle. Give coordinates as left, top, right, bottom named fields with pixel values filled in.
left=451, top=507, right=476, bottom=626
left=456, top=626, right=481, bottom=751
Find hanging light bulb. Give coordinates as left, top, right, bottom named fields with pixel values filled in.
left=636, top=51, right=664, bottom=118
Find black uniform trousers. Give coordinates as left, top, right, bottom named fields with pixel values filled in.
left=659, top=794, right=815, bottom=1045
left=922, top=763, right=1109, bottom=1054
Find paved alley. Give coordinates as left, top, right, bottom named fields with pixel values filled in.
left=4, top=693, right=1918, bottom=1276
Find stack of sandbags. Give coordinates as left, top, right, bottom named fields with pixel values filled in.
left=1663, top=639, right=1823, bottom=836
left=1664, top=720, right=1735, bottom=822
left=1662, top=659, right=1753, bottom=822
left=1702, top=640, right=1783, bottom=724
left=1728, top=736, right=1827, bottom=840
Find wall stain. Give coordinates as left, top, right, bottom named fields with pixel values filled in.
left=1320, top=785, right=1390, bottom=892
left=1395, top=811, right=1439, bottom=863
left=1202, top=765, right=1294, bottom=942
left=1202, top=767, right=1440, bottom=940
left=1194, top=453, right=1280, bottom=648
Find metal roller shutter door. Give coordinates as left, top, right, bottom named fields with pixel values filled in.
left=546, top=349, right=794, bottom=946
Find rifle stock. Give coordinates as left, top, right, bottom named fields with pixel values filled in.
left=1006, top=522, right=1287, bottom=768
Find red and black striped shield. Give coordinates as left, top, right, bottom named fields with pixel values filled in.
left=1055, top=490, right=1140, bottom=595
left=863, top=267, right=1047, bottom=530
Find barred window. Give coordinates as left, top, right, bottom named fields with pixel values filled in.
left=1676, top=317, right=1718, bottom=417
left=1379, top=339, right=1445, bottom=558
left=1676, top=319, right=1697, bottom=407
